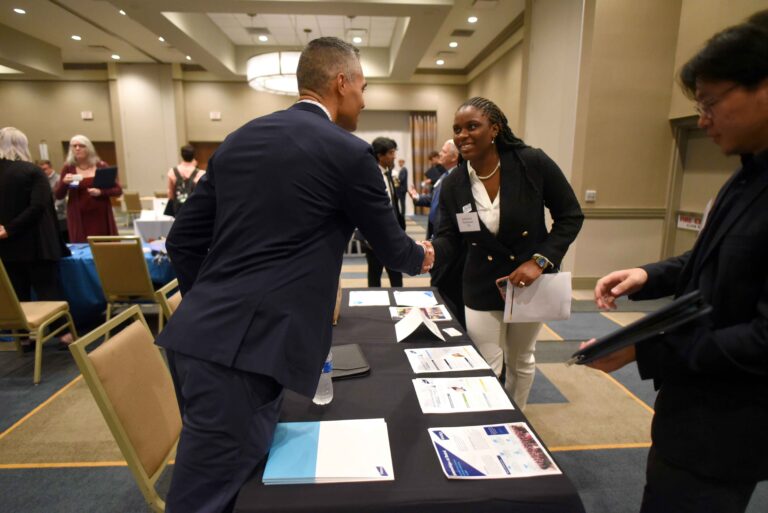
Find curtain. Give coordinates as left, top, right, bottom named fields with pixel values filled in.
left=409, top=112, right=437, bottom=215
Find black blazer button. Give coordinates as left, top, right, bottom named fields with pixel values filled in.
left=509, top=255, right=516, bottom=261
left=487, top=255, right=493, bottom=261
left=522, top=230, right=528, bottom=237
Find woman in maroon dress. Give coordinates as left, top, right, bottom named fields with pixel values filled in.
left=54, top=135, right=122, bottom=243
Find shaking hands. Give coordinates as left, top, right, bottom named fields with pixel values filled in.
left=416, top=240, right=435, bottom=274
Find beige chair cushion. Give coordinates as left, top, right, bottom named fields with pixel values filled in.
left=89, top=320, right=181, bottom=477
left=20, top=302, right=69, bottom=329
left=167, top=291, right=181, bottom=314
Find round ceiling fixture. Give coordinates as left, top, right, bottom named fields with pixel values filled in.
left=246, top=52, right=301, bottom=95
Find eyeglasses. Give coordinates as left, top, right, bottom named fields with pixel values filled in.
left=694, top=84, right=740, bottom=118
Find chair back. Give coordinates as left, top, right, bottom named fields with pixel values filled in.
left=153, top=191, right=168, bottom=198
left=155, top=279, right=181, bottom=322
left=0, top=259, right=29, bottom=330
left=69, top=306, right=180, bottom=512
left=88, top=236, right=156, bottom=301
left=123, top=191, right=142, bottom=214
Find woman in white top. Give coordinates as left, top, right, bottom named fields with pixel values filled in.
left=432, top=97, right=584, bottom=409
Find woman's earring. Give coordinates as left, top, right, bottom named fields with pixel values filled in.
left=491, top=138, right=495, bottom=144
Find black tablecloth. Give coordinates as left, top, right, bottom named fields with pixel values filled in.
left=235, top=288, right=585, bottom=513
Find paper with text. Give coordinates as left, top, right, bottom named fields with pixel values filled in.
left=504, top=272, right=572, bottom=323
left=412, top=376, right=513, bottom=413
left=405, top=346, right=490, bottom=373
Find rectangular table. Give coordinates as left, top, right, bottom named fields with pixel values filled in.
left=235, top=288, right=585, bottom=513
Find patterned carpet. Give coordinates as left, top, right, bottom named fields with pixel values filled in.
left=1, top=215, right=766, bottom=513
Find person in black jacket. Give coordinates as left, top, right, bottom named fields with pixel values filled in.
left=584, top=18, right=768, bottom=513
left=432, top=97, right=583, bottom=409
left=0, top=127, right=69, bottom=302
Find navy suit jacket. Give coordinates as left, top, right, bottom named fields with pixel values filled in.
left=630, top=151, right=768, bottom=481
left=157, top=103, right=424, bottom=397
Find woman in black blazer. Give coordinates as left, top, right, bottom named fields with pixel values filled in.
left=432, top=97, right=583, bottom=409
left=0, top=127, right=69, bottom=303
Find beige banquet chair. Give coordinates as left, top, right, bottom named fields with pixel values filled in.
left=0, top=259, right=78, bottom=384
left=122, top=191, right=143, bottom=226
left=154, top=278, right=181, bottom=328
left=87, top=236, right=168, bottom=334
left=68, top=305, right=180, bottom=513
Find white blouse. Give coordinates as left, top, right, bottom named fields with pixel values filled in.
left=467, top=160, right=501, bottom=235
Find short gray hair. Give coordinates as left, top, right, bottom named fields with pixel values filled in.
left=0, top=127, right=31, bottom=162
left=443, top=139, right=459, bottom=159
left=297, top=37, right=360, bottom=95
left=65, top=134, right=100, bottom=166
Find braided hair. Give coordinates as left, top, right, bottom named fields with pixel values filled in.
left=458, top=97, right=527, bottom=151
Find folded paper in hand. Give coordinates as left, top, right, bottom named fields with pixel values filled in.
left=503, top=272, right=572, bottom=323
left=567, top=289, right=711, bottom=366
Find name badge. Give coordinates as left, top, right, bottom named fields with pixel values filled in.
left=456, top=212, right=481, bottom=232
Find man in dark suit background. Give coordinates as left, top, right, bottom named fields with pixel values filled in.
left=157, top=37, right=433, bottom=513
left=395, top=158, right=408, bottom=215
left=363, top=136, right=406, bottom=287
left=585, top=18, right=768, bottom=513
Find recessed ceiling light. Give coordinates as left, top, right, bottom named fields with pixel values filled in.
left=158, top=36, right=165, bottom=42
left=258, top=35, right=268, bottom=42
left=352, top=36, right=363, bottom=44
left=436, top=59, right=445, bottom=66
left=111, top=54, right=121, bottom=60
left=449, top=41, right=458, bottom=48
left=13, top=8, right=26, bottom=14
left=468, top=16, right=478, bottom=23
left=185, top=55, right=192, bottom=61
left=118, top=9, right=126, bottom=15
left=71, top=35, right=82, bottom=41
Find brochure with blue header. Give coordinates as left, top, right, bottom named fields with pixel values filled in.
left=263, top=418, right=394, bottom=485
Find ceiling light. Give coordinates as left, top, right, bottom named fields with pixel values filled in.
left=258, top=35, right=268, bottom=42
left=13, top=8, right=26, bottom=14
left=118, top=9, right=126, bottom=15
left=436, top=59, right=445, bottom=66
left=185, top=55, right=192, bottom=61
left=158, top=36, right=165, bottom=42
left=111, top=54, right=120, bottom=60
left=352, top=36, right=363, bottom=44
left=449, top=41, right=458, bottom=48
left=71, top=35, right=82, bottom=41
left=246, top=51, right=300, bottom=96
left=468, top=16, right=478, bottom=23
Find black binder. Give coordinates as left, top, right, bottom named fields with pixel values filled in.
left=92, top=166, right=118, bottom=189
left=332, top=344, right=370, bottom=380
left=567, top=289, right=712, bottom=365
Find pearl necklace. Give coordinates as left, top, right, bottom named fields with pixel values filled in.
left=477, top=161, right=500, bottom=181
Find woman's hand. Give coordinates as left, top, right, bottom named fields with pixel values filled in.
left=63, top=174, right=75, bottom=184
left=578, top=338, right=636, bottom=372
left=0, top=225, right=7, bottom=239
left=594, top=268, right=648, bottom=310
left=87, top=188, right=102, bottom=197
left=507, top=260, right=543, bottom=288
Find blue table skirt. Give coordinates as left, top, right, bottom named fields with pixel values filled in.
left=59, top=243, right=176, bottom=329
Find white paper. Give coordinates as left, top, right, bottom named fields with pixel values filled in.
left=412, top=376, right=513, bottom=413
left=504, top=272, right=572, bottom=323
left=442, top=327, right=463, bottom=337
left=428, top=423, right=561, bottom=479
left=393, top=290, right=438, bottom=307
left=404, top=346, right=490, bottom=373
left=395, top=307, right=445, bottom=343
left=389, top=304, right=451, bottom=322
left=349, top=290, right=390, bottom=307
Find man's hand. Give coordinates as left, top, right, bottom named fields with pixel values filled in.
left=578, top=339, right=637, bottom=372
left=507, top=260, right=543, bottom=289
left=87, top=188, right=102, bottom=197
left=594, top=268, right=648, bottom=310
left=0, top=225, right=7, bottom=239
left=408, top=186, right=419, bottom=200
left=416, top=240, right=434, bottom=274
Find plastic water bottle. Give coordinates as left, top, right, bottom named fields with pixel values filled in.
left=313, top=350, right=333, bottom=405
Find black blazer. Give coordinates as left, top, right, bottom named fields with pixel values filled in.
left=630, top=151, right=768, bottom=481
left=0, top=159, right=68, bottom=262
left=432, top=146, right=583, bottom=311
left=156, top=103, right=424, bottom=397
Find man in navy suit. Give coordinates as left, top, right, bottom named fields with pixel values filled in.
left=157, top=37, right=434, bottom=513
left=585, top=19, right=768, bottom=513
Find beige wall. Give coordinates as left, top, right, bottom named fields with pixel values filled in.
left=669, top=0, right=768, bottom=119
left=0, top=80, right=112, bottom=167
left=467, top=43, right=524, bottom=135
left=572, top=218, right=665, bottom=276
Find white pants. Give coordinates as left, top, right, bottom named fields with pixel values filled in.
left=465, top=307, right=540, bottom=410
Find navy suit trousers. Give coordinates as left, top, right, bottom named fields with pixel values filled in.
left=165, top=350, right=284, bottom=513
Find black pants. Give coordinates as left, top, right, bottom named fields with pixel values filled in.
left=365, top=251, right=403, bottom=287
left=640, top=447, right=756, bottom=513
left=4, top=260, right=61, bottom=301
left=165, top=350, right=284, bottom=513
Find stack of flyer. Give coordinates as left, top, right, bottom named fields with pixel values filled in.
left=263, top=418, right=395, bottom=485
